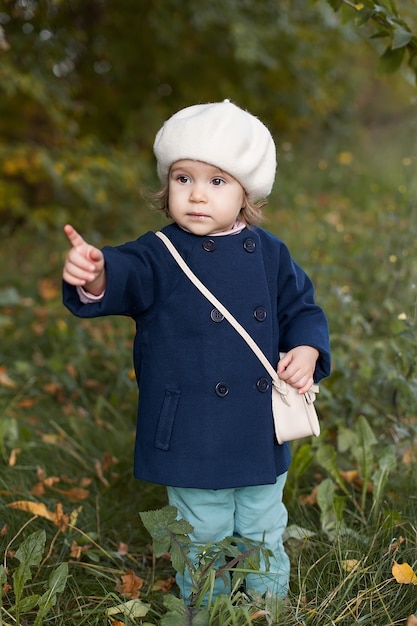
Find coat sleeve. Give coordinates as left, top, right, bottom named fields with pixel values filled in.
left=62, top=232, right=168, bottom=320
left=276, top=243, right=331, bottom=381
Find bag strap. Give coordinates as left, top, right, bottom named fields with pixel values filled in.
left=156, top=230, right=286, bottom=389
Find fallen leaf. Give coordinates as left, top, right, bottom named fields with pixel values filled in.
left=341, top=559, right=360, bottom=573
left=0, top=367, right=17, bottom=389
left=8, top=448, right=21, bottom=467
left=406, top=616, right=417, bottom=626
left=7, top=500, right=69, bottom=531
left=95, top=454, right=119, bottom=486
left=0, top=524, right=7, bottom=536
left=18, top=397, right=37, bottom=408
left=392, top=561, right=417, bottom=585
left=8, top=500, right=56, bottom=522
left=107, top=599, right=150, bottom=618
left=389, top=536, right=405, bottom=552
left=54, top=502, right=70, bottom=531
left=43, top=476, right=61, bottom=488
left=43, top=381, right=62, bottom=395
left=31, top=482, right=46, bottom=497
left=117, top=542, right=129, bottom=556
left=116, top=570, right=144, bottom=598
left=402, top=446, right=417, bottom=465
left=40, top=433, right=62, bottom=444
left=339, top=469, right=359, bottom=484
left=38, top=278, right=59, bottom=300
left=250, top=610, right=271, bottom=620
left=51, top=487, right=90, bottom=502
left=69, top=505, right=83, bottom=528
left=66, top=363, right=77, bottom=379
left=70, top=540, right=92, bottom=559
left=299, top=484, right=320, bottom=506
left=152, top=577, right=175, bottom=593
left=94, top=458, right=110, bottom=487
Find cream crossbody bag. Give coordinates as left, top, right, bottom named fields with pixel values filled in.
left=156, top=231, right=320, bottom=444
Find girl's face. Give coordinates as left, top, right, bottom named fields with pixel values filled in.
left=168, top=160, right=246, bottom=235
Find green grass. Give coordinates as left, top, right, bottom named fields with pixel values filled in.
left=1, top=119, right=417, bottom=624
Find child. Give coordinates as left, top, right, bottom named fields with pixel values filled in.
left=62, top=100, right=331, bottom=602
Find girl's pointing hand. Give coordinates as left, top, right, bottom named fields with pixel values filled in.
left=63, top=224, right=106, bottom=295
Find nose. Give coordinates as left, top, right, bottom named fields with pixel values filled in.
left=189, top=182, right=207, bottom=203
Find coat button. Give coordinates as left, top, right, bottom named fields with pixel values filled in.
left=215, top=382, right=229, bottom=397
left=243, top=238, right=256, bottom=253
left=210, top=308, right=224, bottom=323
left=253, top=306, right=267, bottom=322
left=202, top=239, right=216, bottom=252
left=256, top=377, right=270, bottom=392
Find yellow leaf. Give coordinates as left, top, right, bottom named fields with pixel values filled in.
left=8, top=448, right=21, bottom=467
left=107, top=599, right=150, bottom=618
left=38, top=278, right=59, bottom=301
left=8, top=500, right=56, bottom=523
left=338, top=151, right=354, bottom=165
left=7, top=500, right=70, bottom=530
left=341, top=559, right=360, bottom=573
left=392, top=561, right=417, bottom=585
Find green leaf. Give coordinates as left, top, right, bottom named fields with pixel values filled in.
left=140, top=506, right=194, bottom=539
left=0, top=565, right=7, bottom=585
left=13, top=530, right=46, bottom=605
left=10, top=594, right=40, bottom=613
left=161, top=597, right=209, bottom=626
left=354, top=415, right=376, bottom=480
left=35, top=561, right=69, bottom=625
left=371, top=448, right=397, bottom=513
left=291, top=443, right=315, bottom=481
left=378, top=45, right=406, bottom=73
left=391, top=26, right=413, bottom=50
left=317, top=478, right=338, bottom=535
left=163, top=594, right=188, bottom=614
left=356, top=8, right=377, bottom=28
left=316, top=443, right=348, bottom=493
left=170, top=541, right=188, bottom=575
left=140, top=506, right=194, bottom=558
left=325, top=0, right=343, bottom=10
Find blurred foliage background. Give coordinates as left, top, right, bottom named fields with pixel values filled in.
left=1, top=2, right=417, bottom=623
left=0, top=0, right=416, bottom=235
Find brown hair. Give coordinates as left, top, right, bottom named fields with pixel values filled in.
left=149, top=183, right=268, bottom=226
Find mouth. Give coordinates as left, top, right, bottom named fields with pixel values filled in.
left=187, top=212, right=210, bottom=219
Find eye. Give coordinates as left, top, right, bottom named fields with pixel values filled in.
left=176, top=174, right=191, bottom=184
left=211, top=177, right=225, bottom=186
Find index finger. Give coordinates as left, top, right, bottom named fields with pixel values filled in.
left=64, top=224, right=85, bottom=248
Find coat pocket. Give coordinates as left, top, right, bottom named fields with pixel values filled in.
left=154, top=387, right=181, bottom=450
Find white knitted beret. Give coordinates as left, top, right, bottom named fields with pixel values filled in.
left=153, top=100, right=276, bottom=202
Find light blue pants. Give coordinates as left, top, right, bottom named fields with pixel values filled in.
left=167, top=472, right=289, bottom=601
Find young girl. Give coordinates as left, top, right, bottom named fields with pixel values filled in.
left=62, top=100, right=331, bottom=602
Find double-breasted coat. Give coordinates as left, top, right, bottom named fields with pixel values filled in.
left=63, top=223, right=331, bottom=489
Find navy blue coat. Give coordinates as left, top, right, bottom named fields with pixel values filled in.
left=63, top=223, right=331, bottom=489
